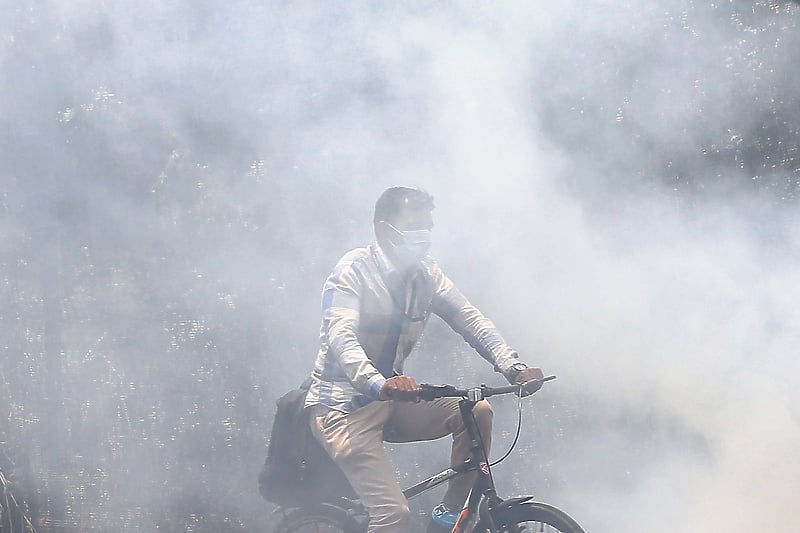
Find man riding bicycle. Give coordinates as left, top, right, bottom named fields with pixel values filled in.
left=304, top=186, right=543, bottom=533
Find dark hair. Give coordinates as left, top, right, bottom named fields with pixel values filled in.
left=373, top=186, right=435, bottom=225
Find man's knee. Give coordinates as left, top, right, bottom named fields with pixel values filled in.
left=473, top=400, right=493, bottom=430
left=372, top=499, right=411, bottom=530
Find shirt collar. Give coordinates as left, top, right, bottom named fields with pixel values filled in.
left=374, top=242, right=428, bottom=285
left=373, top=242, right=397, bottom=275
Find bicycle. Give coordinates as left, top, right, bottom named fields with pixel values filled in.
left=272, top=376, right=585, bottom=533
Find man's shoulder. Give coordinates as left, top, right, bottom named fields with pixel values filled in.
left=337, top=245, right=374, bottom=267
left=417, top=257, right=454, bottom=295
left=329, top=246, right=377, bottom=279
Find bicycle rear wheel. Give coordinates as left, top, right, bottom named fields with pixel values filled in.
left=475, top=501, right=586, bottom=533
left=274, top=504, right=365, bottom=533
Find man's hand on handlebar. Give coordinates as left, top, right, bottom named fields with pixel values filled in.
left=515, top=367, right=544, bottom=396
left=378, top=375, right=420, bottom=402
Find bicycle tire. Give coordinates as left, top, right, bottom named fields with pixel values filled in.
left=475, top=501, right=586, bottom=533
left=273, top=504, right=366, bottom=533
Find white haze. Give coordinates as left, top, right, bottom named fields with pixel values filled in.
left=2, top=1, right=799, bottom=532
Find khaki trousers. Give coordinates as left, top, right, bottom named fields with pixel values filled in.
left=309, top=398, right=493, bottom=533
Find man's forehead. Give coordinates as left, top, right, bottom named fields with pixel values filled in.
left=396, top=206, right=434, bottom=228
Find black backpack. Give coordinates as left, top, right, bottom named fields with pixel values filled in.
left=258, top=382, right=355, bottom=506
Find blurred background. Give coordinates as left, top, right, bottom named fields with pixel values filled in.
left=1, top=1, right=798, bottom=531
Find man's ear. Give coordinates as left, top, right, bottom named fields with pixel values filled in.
left=374, top=220, right=388, bottom=243
left=376, top=220, right=401, bottom=246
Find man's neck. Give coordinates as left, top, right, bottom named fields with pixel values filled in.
left=374, top=242, right=418, bottom=281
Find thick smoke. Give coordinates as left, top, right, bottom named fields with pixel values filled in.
left=1, top=1, right=798, bottom=532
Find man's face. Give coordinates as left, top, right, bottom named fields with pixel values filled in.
left=378, top=206, right=434, bottom=247
left=375, top=205, right=434, bottom=267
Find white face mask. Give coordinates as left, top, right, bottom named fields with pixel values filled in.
left=386, top=223, right=432, bottom=268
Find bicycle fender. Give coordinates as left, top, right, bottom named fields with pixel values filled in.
left=491, top=496, right=534, bottom=512
left=481, top=498, right=535, bottom=532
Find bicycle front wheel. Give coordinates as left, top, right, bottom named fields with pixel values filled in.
left=274, top=505, right=366, bottom=533
left=475, top=501, right=586, bottom=533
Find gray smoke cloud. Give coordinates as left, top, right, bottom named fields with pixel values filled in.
left=2, top=1, right=798, bottom=532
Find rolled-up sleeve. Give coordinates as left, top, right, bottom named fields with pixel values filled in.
left=430, top=265, right=521, bottom=375
left=322, top=263, right=386, bottom=399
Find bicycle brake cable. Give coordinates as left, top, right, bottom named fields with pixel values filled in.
left=489, top=384, right=524, bottom=467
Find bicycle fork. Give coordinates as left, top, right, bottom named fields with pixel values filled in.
left=450, top=399, right=505, bottom=533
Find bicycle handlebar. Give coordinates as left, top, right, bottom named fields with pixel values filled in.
left=418, top=375, right=556, bottom=402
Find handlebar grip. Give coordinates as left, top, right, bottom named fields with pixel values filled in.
left=418, top=384, right=458, bottom=401
left=520, top=379, right=543, bottom=396
left=520, top=375, right=557, bottom=395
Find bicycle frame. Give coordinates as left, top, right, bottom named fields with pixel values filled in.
left=398, top=396, right=504, bottom=533
left=409, top=378, right=556, bottom=533
left=275, top=379, right=560, bottom=533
